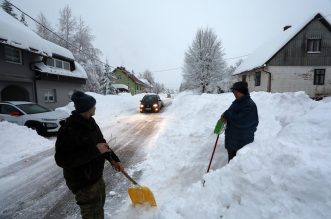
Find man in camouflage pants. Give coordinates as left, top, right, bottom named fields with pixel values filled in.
left=55, top=91, right=123, bottom=218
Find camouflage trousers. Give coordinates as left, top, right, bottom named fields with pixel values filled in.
left=75, top=178, right=106, bottom=219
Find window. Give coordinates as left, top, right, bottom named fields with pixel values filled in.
left=46, top=58, right=54, bottom=67
left=307, top=39, right=321, bottom=53
left=68, top=91, right=74, bottom=101
left=4, top=46, right=22, bottom=64
left=44, top=89, right=56, bottom=103
left=63, top=61, right=70, bottom=70
left=55, top=59, right=62, bottom=68
left=255, top=72, right=261, bottom=86
left=242, top=75, right=247, bottom=82
left=314, top=69, right=325, bottom=85
left=0, top=104, right=19, bottom=114
left=46, top=58, right=71, bottom=70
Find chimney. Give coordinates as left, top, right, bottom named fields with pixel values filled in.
left=283, top=25, right=291, bottom=31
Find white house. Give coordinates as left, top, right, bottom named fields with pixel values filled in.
left=233, top=13, right=331, bottom=98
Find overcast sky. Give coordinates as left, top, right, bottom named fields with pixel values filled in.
left=8, top=0, right=331, bottom=89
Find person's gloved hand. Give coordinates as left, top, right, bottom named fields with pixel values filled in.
left=221, top=113, right=227, bottom=123
left=110, top=161, right=124, bottom=172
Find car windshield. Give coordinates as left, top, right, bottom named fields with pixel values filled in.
left=16, top=103, right=51, bottom=114
left=142, top=95, right=158, bottom=102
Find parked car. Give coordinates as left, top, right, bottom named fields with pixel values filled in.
left=0, top=101, right=69, bottom=136
left=139, top=94, right=163, bottom=113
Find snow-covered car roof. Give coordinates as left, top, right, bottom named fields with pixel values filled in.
left=1, top=101, right=34, bottom=105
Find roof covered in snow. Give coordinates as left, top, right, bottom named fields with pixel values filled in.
left=0, top=9, right=74, bottom=60
left=0, top=9, right=50, bottom=56
left=233, top=13, right=331, bottom=75
left=34, top=61, right=87, bottom=79
left=114, top=67, right=149, bottom=86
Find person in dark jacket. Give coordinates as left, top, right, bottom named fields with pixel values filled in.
left=55, top=91, right=123, bottom=219
left=221, top=82, right=259, bottom=162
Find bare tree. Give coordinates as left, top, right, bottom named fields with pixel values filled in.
left=36, top=12, right=54, bottom=41
left=218, top=59, right=243, bottom=92
left=73, top=17, right=95, bottom=62
left=1, top=0, right=17, bottom=19
left=153, top=82, right=165, bottom=94
left=34, top=6, right=104, bottom=93
left=140, top=70, right=155, bottom=92
left=20, top=13, right=28, bottom=26
left=57, top=5, right=76, bottom=49
left=182, top=28, right=226, bottom=93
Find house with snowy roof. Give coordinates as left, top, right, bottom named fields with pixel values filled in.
left=112, top=67, right=147, bottom=95
left=0, top=9, right=87, bottom=109
left=233, top=13, right=331, bottom=98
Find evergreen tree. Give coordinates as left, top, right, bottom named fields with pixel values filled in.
left=182, top=28, right=226, bottom=93
left=99, top=59, right=116, bottom=95
left=1, top=0, right=17, bottom=19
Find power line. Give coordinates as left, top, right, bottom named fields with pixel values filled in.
left=151, top=67, right=181, bottom=72
left=7, top=2, right=252, bottom=75
left=7, top=1, right=114, bottom=69
left=224, top=54, right=249, bottom=60
left=150, top=54, right=249, bottom=73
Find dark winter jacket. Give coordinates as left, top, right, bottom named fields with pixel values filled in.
left=223, top=95, right=259, bottom=151
left=55, top=111, right=119, bottom=193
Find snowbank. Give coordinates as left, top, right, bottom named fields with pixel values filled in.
left=115, top=91, right=331, bottom=219
left=0, top=121, right=53, bottom=169
left=1, top=91, right=330, bottom=219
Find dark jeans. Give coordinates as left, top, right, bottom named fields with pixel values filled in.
left=74, top=178, right=106, bottom=219
left=227, top=149, right=237, bottom=163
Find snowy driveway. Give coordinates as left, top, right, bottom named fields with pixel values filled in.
left=0, top=112, right=164, bottom=219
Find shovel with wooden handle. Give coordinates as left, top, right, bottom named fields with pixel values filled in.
left=105, top=151, right=157, bottom=206
left=202, top=119, right=225, bottom=187
left=121, top=170, right=157, bottom=207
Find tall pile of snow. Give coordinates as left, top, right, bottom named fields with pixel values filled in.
left=0, top=90, right=330, bottom=218
left=115, top=91, right=331, bottom=219
left=0, top=121, right=53, bottom=169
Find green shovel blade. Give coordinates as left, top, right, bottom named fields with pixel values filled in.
left=213, top=119, right=224, bottom=135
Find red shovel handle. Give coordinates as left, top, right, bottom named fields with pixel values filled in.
left=206, top=134, right=220, bottom=173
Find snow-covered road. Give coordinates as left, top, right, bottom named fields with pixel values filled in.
left=0, top=112, right=164, bottom=219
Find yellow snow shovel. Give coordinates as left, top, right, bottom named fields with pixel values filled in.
left=121, top=170, right=157, bottom=207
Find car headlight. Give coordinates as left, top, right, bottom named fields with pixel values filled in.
left=140, top=104, right=144, bottom=108
left=153, top=103, right=158, bottom=107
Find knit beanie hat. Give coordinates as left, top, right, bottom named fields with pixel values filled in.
left=231, top=81, right=249, bottom=95
left=71, top=91, right=96, bottom=113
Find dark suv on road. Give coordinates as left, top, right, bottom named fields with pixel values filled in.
left=139, top=94, right=163, bottom=113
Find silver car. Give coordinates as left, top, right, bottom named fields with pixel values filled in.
left=0, top=101, right=69, bottom=136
